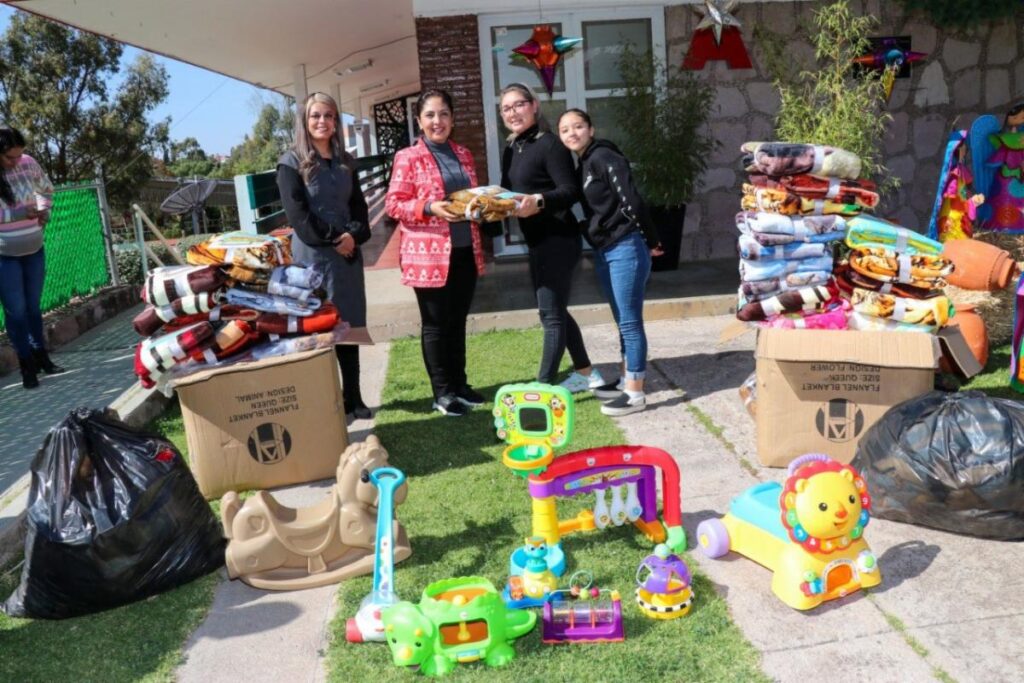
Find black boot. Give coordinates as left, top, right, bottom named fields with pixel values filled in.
left=18, top=356, right=39, bottom=389
left=337, top=345, right=371, bottom=420
left=32, top=348, right=65, bottom=375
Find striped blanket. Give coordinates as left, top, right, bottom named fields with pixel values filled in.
left=748, top=174, right=879, bottom=208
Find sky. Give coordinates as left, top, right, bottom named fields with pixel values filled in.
left=0, top=5, right=289, bottom=156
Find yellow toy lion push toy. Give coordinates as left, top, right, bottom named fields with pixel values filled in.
left=696, top=454, right=880, bottom=610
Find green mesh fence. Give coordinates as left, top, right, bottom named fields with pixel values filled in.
left=0, top=184, right=110, bottom=331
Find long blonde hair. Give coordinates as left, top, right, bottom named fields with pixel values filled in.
left=499, top=82, right=551, bottom=142
left=292, top=92, right=350, bottom=184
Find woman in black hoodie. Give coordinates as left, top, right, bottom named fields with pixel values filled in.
left=557, top=108, right=662, bottom=416
left=499, top=83, right=604, bottom=392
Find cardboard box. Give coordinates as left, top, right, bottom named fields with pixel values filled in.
left=173, top=338, right=367, bottom=499
left=755, top=329, right=938, bottom=467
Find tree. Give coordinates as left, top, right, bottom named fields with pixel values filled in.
left=167, top=136, right=219, bottom=178
left=0, top=13, right=170, bottom=208
left=220, top=102, right=294, bottom=177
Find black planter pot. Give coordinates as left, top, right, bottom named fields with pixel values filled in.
left=649, top=204, right=686, bottom=272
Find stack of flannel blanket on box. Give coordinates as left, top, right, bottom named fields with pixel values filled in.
left=836, top=215, right=955, bottom=333
left=736, top=142, right=880, bottom=328
left=132, top=231, right=340, bottom=388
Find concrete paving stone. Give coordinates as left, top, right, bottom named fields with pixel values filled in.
left=177, top=580, right=337, bottom=683
left=865, top=518, right=1024, bottom=629
left=760, top=631, right=939, bottom=683
left=907, top=614, right=1024, bottom=682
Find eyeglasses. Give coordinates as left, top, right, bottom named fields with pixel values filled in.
left=308, top=112, right=336, bottom=121
left=501, top=100, right=531, bottom=116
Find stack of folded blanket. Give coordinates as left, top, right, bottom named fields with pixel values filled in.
left=131, top=232, right=341, bottom=387
left=736, top=142, right=875, bottom=325
left=836, top=215, right=955, bottom=333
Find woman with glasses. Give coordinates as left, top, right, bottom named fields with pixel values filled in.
left=499, top=83, right=603, bottom=393
left=557, top=109, right=662, bottom=415
left=385, top=89, right=487, bottom=417
left=277, top=92, right=372, bottom=420
left=0, top=127, right=62, bottom=389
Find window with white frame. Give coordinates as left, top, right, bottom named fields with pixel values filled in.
left=479, top=7, right=665, bottom=256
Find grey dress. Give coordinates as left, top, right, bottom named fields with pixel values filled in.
left=276, top=150, right=371, bottom=327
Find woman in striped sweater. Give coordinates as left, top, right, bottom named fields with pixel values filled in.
left=0, top=127, right=63, bottom=389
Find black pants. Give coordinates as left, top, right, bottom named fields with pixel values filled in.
left=413, top=247, right=478, bottom=399
left=528, top=234, right=591, bottom=384
left=335, top=344, right=362, bottom=406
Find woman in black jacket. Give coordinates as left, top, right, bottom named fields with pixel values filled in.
left=499, top=83, right=604, bottom=392
left=558, top=108, right=662, bottom=415
left=277, top=92, right=372, bottom=420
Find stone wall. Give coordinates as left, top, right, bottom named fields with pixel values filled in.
left=667, top=0, right=1024, bottom=262
left=415, top=14, right=491, bottom=184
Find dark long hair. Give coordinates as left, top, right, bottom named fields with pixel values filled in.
left=0, top=127, right=27, bottom=205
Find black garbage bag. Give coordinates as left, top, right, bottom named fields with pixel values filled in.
left=852, top=390, right=1024, bottom=540
left=2, top=408, right=225, bottom=619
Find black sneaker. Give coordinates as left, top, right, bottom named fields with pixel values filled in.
left=593, top=378, right=624, bottom=400
left=600, top=392, right=646, bottom=416
left=433, top=393, right=469, bottom=417
left=453, top=385, right=486, bottom=407
left=345, top=398, right=372, bottom=421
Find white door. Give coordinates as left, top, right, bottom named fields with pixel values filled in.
left=478, top=7, right=665, bottom=257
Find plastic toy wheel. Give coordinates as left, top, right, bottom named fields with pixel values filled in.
left=696, top=518, right=730, bottom=558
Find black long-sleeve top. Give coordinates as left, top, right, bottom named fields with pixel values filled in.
left=500, top=124, right=581, bottom=247
left=276, top=150, right=371, bottom=248
left=578, top=139, right=659, bottom=250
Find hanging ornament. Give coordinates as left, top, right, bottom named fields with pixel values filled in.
left=683, top=1, right=752, bottom=70
left=512, top=25, right=583, bottom=95
left=853, top=37, right=926, bottom=102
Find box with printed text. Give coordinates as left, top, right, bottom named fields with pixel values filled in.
left=172, top=330, right=370, bottom=498
left=755, top=328, right=938, bottom=467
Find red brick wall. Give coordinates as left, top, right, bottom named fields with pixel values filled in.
left=415, top=15, right=490, bottom=185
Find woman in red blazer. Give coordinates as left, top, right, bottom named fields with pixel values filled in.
left=385, top=89, right=487, bottom=417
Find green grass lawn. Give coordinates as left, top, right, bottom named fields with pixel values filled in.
left=0, top=402, right=218, bottom=683
left=0, top=535, right=217, bottom=682
left=324, top=329, right=767, bottom=682
left=961, top=343, right=1020, bottom=399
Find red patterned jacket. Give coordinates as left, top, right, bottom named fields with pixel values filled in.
left=385, top=138, right=486, bottom=288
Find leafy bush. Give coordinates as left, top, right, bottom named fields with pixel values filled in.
left=895, top=0, right=1021, bottom=28
left=611, top=45, right=717, bottom=207
left=115, top=234, right=216, bottom=285
left=754, top=0, right=895, bottom=190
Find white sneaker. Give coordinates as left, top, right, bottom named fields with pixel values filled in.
left=601, top=392, right=646, bottom=416
left=559, top=369, right=606, bottom=393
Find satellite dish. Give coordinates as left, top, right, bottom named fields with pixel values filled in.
left=160, top=179, right=219, bottom=235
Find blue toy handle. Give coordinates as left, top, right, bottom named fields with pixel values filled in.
left=367, top=467, right=406, bottom=596
left=369, top=466, right=406, bottom=489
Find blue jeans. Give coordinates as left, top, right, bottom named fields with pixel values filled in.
left=593, top=232, right=651, bottom=380
left=0, top=248, right=46, bottom=359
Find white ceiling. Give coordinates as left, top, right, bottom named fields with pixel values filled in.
left=7, top=0, right=421, bottom=115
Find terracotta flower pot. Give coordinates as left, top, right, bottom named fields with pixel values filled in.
left=943, top=238, right=1017, bottom=291
left=940, top=305, right=989, bottom=372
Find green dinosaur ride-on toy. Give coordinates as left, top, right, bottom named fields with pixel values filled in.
left=381, top=576, right=536, bottom=677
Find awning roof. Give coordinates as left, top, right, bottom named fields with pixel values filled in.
left=6, top=0, right=420, bottom=115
